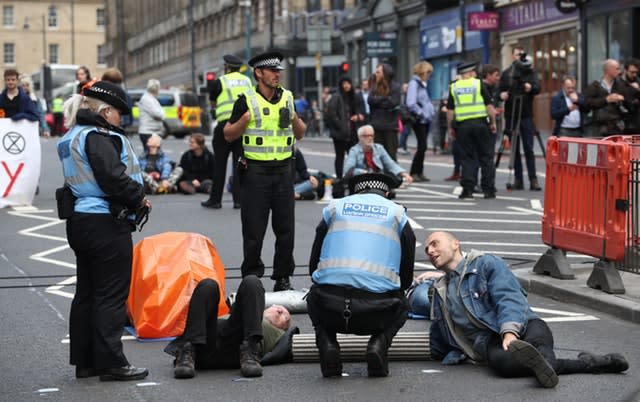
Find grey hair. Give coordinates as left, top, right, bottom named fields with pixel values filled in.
left=147, top=79, right=161, bottom=93
left=63, top=94, right=111, bottom=128
left=357, top=124, right=375, bottom=138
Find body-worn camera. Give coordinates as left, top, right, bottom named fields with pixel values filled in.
left=279, top=107, right=291, bottom=128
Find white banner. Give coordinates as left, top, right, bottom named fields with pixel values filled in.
left=0, top=119, right=41, bottom=208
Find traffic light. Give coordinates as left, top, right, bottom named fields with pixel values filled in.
left=204, top=70, right=216, bottom=92
left=340, top=62, right=349, bottom=74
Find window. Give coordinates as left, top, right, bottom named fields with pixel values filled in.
left=97, top=44, right=106, bottom=65
left=586, top=11, right=632, bottom=83
left=307, top=0, right=321, bottom=12
left=4, top=43, right=15, bottom=64
left=48, top=5, right=58, bottom=28
left=3, top=5, right=13, bottom=27
left=96, top=8, right=105, bottom=29
left=49, top=44, right=59, bottom=64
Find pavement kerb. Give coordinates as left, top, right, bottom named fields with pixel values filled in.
left=514, top=266, right=640, bottom=324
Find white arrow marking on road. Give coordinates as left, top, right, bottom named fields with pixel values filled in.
left=415, top=216, right=540, bottom=224
left=531, top=199, right=543, bottom=210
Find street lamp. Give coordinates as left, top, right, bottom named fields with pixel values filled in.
left=23, top=15, right=47, bottom=64
left=239, top=0, right=252, bottom=62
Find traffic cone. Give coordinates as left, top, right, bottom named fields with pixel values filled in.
left=321, top=179, right=333, bottom=201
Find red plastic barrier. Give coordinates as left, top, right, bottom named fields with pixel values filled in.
left=127, top=232, right=229, bottom=339
left=542, top=137, right=630, bottom=260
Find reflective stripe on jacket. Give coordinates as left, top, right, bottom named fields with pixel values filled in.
left=312, top=193, right=406, bottom=293
left=451, top=78, right=486, bottom=122
left=243, top=87, right=295, bottom=161
left=57, top=125, right=142, bottom=214
left=217, top=72, right=252, bottom=122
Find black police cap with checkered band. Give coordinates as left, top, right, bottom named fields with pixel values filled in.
left=249, top=51, right=285, bottom=70
left=348, top=173, right=395, bottom=196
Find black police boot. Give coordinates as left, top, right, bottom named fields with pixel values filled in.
left=239, top=340, right=263, bottom=377
left=201, top=199, right=222, bottom=209
left=483, top=191, right=496, bottom=199
left=578, top=352, right=629, bottom=374
left=99, top=365, right=149, bottom=382
left=512, top=179, right=524, bottom=190
left=273, top=277, right=293, bottom=292
left=508, top=339, right=558, bottom=388
left=173, top=342, right=196, bottom=379
left=459, top=189, right=474, bottom=199
left=316, top=332, right=342, bottom=378
left=75, top=367, right=105, bottom=378
left=530, top=178, right=542, bottom=191
left=366, top=334, right=390, bottom=377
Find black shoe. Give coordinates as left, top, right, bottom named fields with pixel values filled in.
left=366, top=334, right=389, bottom=377
left=473, top=185, right=483, bottom=194
left=239, top=340, right=263, bottom=377
left=75, top=367, right=105, bottom=378
left=459, top=189, right=474, bottom=199
left=273, top=277, right=293, bottom=292
left=233, top=202, right=241, bottom=209
left=174, top=342, right=196, bottom=379
left=512, top=179, right=524, bottom=190
left=578, top=352, right=629, bottom=373
left=483, top=192, right=496, bottom=199
left=317, top=333, right=342, bottom=377
left=508, top=340, right=558, bottom=388
left=530, top=178, right=542, bottom=191
left=201, top=199, right=222, bottom=209
left=99, top=365, right=149, bottom=381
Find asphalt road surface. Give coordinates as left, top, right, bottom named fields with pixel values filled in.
left=1, top=136, right=638, bottom=402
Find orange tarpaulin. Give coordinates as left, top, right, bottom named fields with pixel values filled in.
left=127, top=232, right=229, bottom=339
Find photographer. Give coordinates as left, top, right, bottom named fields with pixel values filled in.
left=498, top=45, right=541, bottom=191
left=584, top=59, right=628, bottom=135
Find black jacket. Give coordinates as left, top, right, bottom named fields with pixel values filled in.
left=498, top=63, right=540, bottom=122
left=583, top=78, right=629, bottom=133
left=326, top=90, right=365, bottom=141
left=179, top=148, right=214, bottom=182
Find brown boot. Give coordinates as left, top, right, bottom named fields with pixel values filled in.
left=530, top=178, right=542, bottom=191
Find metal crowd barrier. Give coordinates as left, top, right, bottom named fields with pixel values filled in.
left=614, top=136, right=640, bottom=275
left=534, top=136, right=631, bottom=293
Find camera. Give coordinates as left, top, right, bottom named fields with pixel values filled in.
left=279, top=107, right=291, bottom=128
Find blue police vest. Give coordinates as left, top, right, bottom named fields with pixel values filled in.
left=57, top=125, right=143, bottom=215
left=312, top=193, right=406, bottom=293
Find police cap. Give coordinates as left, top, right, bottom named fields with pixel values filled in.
left=84, top=80, right=130, bottom=115
left=457, top=61, right=477, bottom=75
left=223, top=54, right=243, bottom=68
left=249, top=51, right=285, bottom=70
left=349, top=173, right=395, bottom=196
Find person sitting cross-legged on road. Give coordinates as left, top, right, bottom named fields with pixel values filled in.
left=177, top=133, right=214, bottom=195
left=424, top=231, right=629, bottom=388
left=139, top=134, right=182, bottom=194
left=164, top=275, right=295, bottom=379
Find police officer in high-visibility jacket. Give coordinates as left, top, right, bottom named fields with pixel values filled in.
left=57, top=81, right=151, bottom=381
left=306, top=173, right=416, bottom=378
left=52, top=94, right=65, bottom=136
left=202, top=54, right=252, bottom=209
left=446, top=61, right=497, bottom=199
left=224, top=51, right=306, bottom=292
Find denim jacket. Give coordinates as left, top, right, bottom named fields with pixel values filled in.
left=429, top=251, right=538, bottom=363
left=138, top=150, right=173, bottom=180
left=344, top=143, right=406, bottom=178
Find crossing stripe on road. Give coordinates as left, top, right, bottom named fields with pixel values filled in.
left=415, top=216, right=539, bottom=224
left=427, top=227, right=540, bottom=235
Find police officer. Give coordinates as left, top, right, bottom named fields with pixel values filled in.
left=224, top=51, right=306, bottom=291
left=306, top=173, right=416, bottom=378
left=52, top=94, right=65, bottom=136
left=202, top=54, right=252, bottom=209
left=447, top=61, right=497, bottom=199
left=57, top=81, right=150, bottom=381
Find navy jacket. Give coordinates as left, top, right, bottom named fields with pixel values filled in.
left=550, top=89, right=588, bottom=135
left=0, top=87, right=39, bottom=122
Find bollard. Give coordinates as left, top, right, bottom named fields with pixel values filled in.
left=321, top=179, right=333, bottom=201
left=292, top=332, right=431, bottom=362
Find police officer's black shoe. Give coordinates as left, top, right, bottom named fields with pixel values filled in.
left=273, top=277, right=293, bottom=292
left=233, top=202, right=241, bottom=209
left=512, top=179, right=524, bottom=190
left=239, top=340, right=263, bottom=377
left=530, top=178, right=542, bottom=191
left=578, top=352, right=629, bottom=373
left=366, top=334, right=389, bottom=377
left=174, top=342, right=196, bottom=379
left=458, top=189, right=474, bottom=199
left=201, top=199, right=222, bottom=209
left=99, top=365, right=149, bottom=381
left=483, top=191, right=496, bottom=199
left=75, top=367, right=105, bottom=378
left=317, top=333, right=342, bottom=377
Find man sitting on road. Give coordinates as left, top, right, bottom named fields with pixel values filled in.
left=424, top=231, right=629, bottom=388
left=343, top=124, right=412, bottom=197
left=165, top=275, right=295, bottom=379
left=138, top=134, right=182, bottom=194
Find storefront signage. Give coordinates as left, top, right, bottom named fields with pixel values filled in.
left=365, top=32, right=398, bottom=57
left=419, top=3, right=484, bottom=59
left=468, top=11, right=500, bottom=31
left=501, top=0, right=577, bottom=32
left=555, top=0, right=579, bottom=14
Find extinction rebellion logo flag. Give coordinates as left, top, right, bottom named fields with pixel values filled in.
left=0, top=119, right=40, bottom=207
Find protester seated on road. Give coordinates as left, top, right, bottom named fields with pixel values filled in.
left=424, top=231, right=629, bottom=388
left=405, top=270, right=443, bottom=318
left=138, top=134, right=182, bottom=194
left=294, top=148, right=319, bottom=200
left=177, top=133, right=214, bottom=195
left=164, top=275, right=297, bottom=379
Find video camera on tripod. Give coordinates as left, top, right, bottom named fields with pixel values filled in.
left=510, top=52, right=534, bottom=95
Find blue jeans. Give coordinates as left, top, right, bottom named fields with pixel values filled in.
left=294, top=179, right=313, bottom=194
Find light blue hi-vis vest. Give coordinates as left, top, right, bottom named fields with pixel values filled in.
left=57, top=125, right=143, bottom=215
left=312, top=193, right=406, bottom=293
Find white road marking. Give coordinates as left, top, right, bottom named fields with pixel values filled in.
left=427, top=228, right=540, bottom=235
left=414, top=216, right=540, bottom=224
left=35, top=388, right=59, bottom=393
left=462, top=241, right=548, bottom=247
left=404, top=201, right=478, bottom=205
left=532, top=307, right=599, bottom=322
left=407, top=217, right=423, bottom=230
left=409, top=186, right=460, bottom=199
left=389, top=194, right=449, bottom=199
left=531, top=199, right=543, bottom=210
left=137, top=382, right=160, bottom=387
left=508, top=206, right=544, bottom=216
left=411, top=208, right=533, bottom=215
left=422, top=369, right=443, bottom=373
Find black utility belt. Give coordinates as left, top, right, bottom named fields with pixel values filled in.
left=313, top=284, right=403, bottom=300
left=246, top=161, right=291, bottom=175
left=560, top=127, right=581, bottom=131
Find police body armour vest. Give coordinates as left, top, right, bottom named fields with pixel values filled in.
left=312, top=193, right=406, bottom=293
left=451, top=78, right=487, bottom=122
left=57, top=125, right=143, bottom=215
left=216, top=72, right=252, bottom=122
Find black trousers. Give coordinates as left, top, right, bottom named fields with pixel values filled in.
left=374, top=128, right=399, bottom=161
left=168, top=276, right=265, bottom=369
left=208, top=122, right=241, bottom=204
left=332, top=138, right=351, bottom=179
left=240, top=166, right=295, bottom=279
left=66, top=213, right=133, bottom=369
left=410, top=121, right=431, bottom=175
left=486, top=318, right=589, bottom=378
left=306, top=285, right=408, bottom=342
left=456, top=118, right=496, bottom=193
